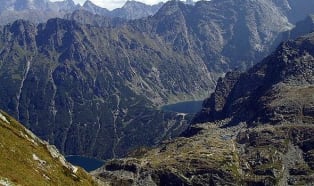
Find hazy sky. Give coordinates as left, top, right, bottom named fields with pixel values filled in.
left=50, top=0, right=164, bottom=10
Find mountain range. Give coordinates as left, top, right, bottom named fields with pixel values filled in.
left=0, top=0, right=313, bottom=161
left=0, top=0, right=78, bottom=25
left=0, top=17, right=197, bottom=159
left=1, top=31, right=313, bottom=184
left=86, top=0, right=164, bottom=20
left=2, top=0, right=314, bottom=26
left=0, top=0, right=313, bottom=185
left=93, top=31, right=314, bottom=186
left=0, top=0, right=164, bottom=25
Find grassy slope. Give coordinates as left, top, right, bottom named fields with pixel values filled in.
left=0, top=110, right=97, bottom=186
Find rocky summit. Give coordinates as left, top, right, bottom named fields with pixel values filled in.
left=193, top=32, right=314, bottom=127
left=92, top=33, right=314, bottom=185
left=110, top=1, right=163, bottom=20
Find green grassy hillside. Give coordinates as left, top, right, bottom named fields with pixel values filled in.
left=0, top=110, right=98, bottom=186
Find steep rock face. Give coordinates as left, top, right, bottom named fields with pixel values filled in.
left=93, top=33, right=314, bottom=186
left=0, top=19, right=200, bottom=159
left=130, top=0, right=292, bottom=72
left=64, top=9, right=126, bottom=27
left=192, top=71, right=242, bottom=124
left=68, top=0, right=313, bottom=74
left=194, top=32, right=314, bottom=127
left=0, top=110, right=97, bottom=185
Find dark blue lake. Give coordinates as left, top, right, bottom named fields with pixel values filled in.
left=161, top=100, right=203, bottom=113
left=66, top=155, right=105, bottom=172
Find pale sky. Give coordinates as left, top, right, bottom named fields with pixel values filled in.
left=50, top=0, right=164, bottom=10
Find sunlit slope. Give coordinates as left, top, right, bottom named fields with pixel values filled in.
left=0, top=110, right=97, bottom=186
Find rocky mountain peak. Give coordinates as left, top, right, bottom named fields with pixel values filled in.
left=54, top=0, right=78, bottom=11
left=110, top=0, right=163, bottom=20
left=2, top=19, right=37, bottom=49
left=36, top=18, right=81, bottom=51
left=82, top=0, right=109, bottom=15
left=193, top=32, right=314, bottom=127
left=83, top=0, right=96, bottom=8
left=154, top=0, right=185, bottom=17
left=123, top=0, right=147, bottom=8
left=63, top=0, right=76, bottom=7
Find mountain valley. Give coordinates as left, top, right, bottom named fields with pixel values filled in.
left=0, top=0, right=313, bottom=179
left=93, top=31, right=314, bottom=186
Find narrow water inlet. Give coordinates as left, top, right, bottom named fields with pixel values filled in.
left=160, top=100, right=203, bottom=114
left=66, top=155, right=105, bottom=172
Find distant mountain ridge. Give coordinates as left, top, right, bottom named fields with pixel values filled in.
left=82, top=0, right=164, bottom=20
left=0, top=0, right=164, bottom=25
left=128, top=0, right=293, bottom=71
left=0, top=0, right=79, bottom=25
left=2, top=0, right=314, bottom=26
left=82, top=0, right=110, bottom=16
left=110, top=1, right=164, bottom=20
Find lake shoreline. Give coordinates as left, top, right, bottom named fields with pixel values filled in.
left=160, top=100, right=204, bottom=114
left=66, top=155, right=105, bottom=172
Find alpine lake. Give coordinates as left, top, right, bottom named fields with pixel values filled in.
left=66, top=100, right=203, bottom=171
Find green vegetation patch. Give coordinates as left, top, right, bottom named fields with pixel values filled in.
left=0, top=110, right=97, bottom=186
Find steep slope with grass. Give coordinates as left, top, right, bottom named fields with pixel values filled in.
left=0, top=110, right=97, bottom=185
